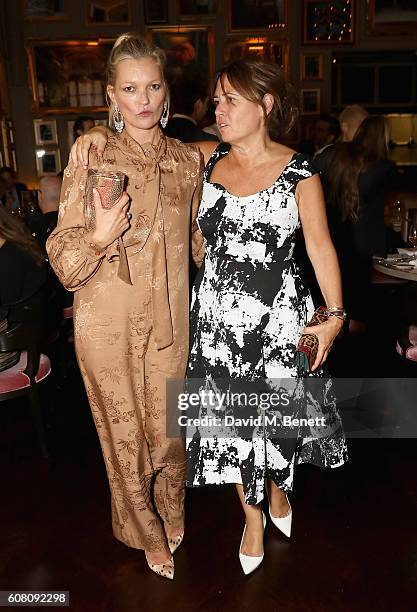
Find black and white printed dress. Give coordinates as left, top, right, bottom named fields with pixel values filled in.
left=186, top=144, right=347, bottom=505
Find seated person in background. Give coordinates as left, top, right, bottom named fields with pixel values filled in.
left=0, top=166, right=27, bottom=213
left=0, top=206, right=47, bottom=372
left=164, top=74, right=218, bottom=143
left=31, top=175, right=62, bottom=248
left=298, top=114, right=341, bottom=158
left=327, top=115, right=396, bottom=322
left=73, top=116, right=95, bottom=142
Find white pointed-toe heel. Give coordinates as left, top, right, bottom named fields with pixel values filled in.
left=167, top=532, right=184, bottom=555
left=269, top=494, right=292, bottom=538
left=239, top=512, right=266, bottom=575
left=145, top=551, right=175, bottom=580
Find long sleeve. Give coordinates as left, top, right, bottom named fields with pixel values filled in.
left=191, top=153, right=205, bottom=268
left=46, top=161, right=106, bottom=291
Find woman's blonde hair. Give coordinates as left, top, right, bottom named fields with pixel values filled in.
left=106, top=33, right=168, bottom=130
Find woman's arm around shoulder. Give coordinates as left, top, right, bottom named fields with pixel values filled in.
left=195, top=140, right=219, bottom=165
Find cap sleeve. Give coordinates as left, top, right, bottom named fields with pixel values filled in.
left=284, top=153, right=319, bottom=194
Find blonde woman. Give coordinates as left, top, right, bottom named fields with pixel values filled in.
left=46, top=33, right=204, bottom=579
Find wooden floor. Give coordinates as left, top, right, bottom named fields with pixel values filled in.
left=1, top=301, right=417, bottom=611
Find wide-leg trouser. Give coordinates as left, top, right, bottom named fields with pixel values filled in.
left=75, top=307, right=186, bottom=552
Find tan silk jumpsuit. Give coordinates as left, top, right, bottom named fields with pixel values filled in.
left=46, top=131, right=204, bottom=552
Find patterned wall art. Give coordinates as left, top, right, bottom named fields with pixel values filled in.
left=303, top=0, right=354, bottom=44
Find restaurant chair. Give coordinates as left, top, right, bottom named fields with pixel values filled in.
left=396, top=325, right=417, bottom=363
left=0, top=319, right=51, bottom=459
left=0, top=287, right=51, bottom=458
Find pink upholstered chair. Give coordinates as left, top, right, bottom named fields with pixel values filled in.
left=396, top=325, right=417, bottom=363
left=0, top=321, right=51, bottom=458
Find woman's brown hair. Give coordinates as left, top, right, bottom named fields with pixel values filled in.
left=214, top=59, right=299, bottom=140
left=0, top=207, right=46, bottom=266
left=328, top=115, right=389, bottom=222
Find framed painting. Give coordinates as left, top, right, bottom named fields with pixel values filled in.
left=303, top=0, right=355, bottom=44
left=301, top=53, right=324, bottom=80
left=22, top=0, right=68, bottom=21
left=301, top=88, right=321, bottom=114
left=35, top=149, right=61, bottom=176
left=34, top=119, right=58, bottom=145
left=67, top=118, right=107, bottom=149
left=148, top=27, right=215, bottom=82
left=228, top=0, right=287, bottom=32
left=224, top=38, right=289, bottom=74
left=26, top=40, right=114, bottom=113
left=86, top=0, right=131, bottom=25
left=367, top=0, right=417, bottom=34
left=177, top=0, right=218, bottom=20
left=144, top=0, right=168, bottom=24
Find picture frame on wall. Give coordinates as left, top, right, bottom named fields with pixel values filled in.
left=67, top=118, right=107, bottom=149
left=144, top=0, right=168, bottom=24
left=22, top=0, right=68, bottom=21
left=301, top=53, right=324, bottom=80
left=301, top=88, right=321, bottom=114
left=177, top=0, right=218, bottom=20
left=26, top=40, right=113, bottom=113
left=367, top=0, right=417, bottom=34
left=35, top=149, right=61, bottom=176
left=34, top=119, right=58, bottom=145
left=86, top=0, right=131, bottom=25
left=148, top=27, right=215, bottom=82
left=303, top=0, right=355, bottom=44
left=224, top=39, right=289, bottom=74
left=228, top=0, right=287, bottom=32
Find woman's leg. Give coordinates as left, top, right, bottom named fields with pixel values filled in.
left=143, top=332, right=186, bottom=555
left=267, top=480, right=291, bottom=517
left=236, top=484, right=265, bottom=556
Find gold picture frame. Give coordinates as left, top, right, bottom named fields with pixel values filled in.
left=34, top=118, right=58, bottom=145
left=147, top=26, right=215, bottom=81
left=35, top=148, right=62, bottom=176
left=303, top=0, right=355, bottom=44
left=301, top=88, right=321, bottom=115
left=26, top=40, right=114, bottom=114
left=367, top=0, right=417, bottom=34
left=177, top=0, right=218, bottom=20
left=228, top=0, right=287, bottom=33
left=85, top=0, right=131, bottom=26
left=224, top=37, right=289, bottom=75
left=22, top=0, right=69, bottom=21
left=301, top=53, right=324, bottom=80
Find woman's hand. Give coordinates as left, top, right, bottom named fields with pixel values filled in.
left=70, top=126, right=109, bottom=169
left=304, top=316, right=343, bottom=372
left=90, top=189, right=131, bottom=250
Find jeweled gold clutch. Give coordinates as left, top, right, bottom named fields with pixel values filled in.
left=84, top=169, right=131, bottom=284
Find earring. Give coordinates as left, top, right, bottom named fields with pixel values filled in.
left=160, top=100, right=169, bottom=129
left=113, top=101, right=124, bottom=133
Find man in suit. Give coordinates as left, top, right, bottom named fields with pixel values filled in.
left=31, top=175, right=62, bottom=247
left=299, top=114, right=341, bottom=158
left=164, top=75, right=218, bottom=144
left=0, top=166, right=27, bottom=212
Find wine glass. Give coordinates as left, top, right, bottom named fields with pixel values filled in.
left=408, top=224, right=417, bottom=250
